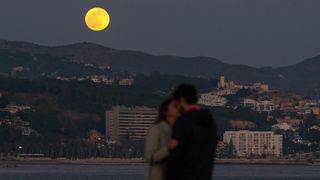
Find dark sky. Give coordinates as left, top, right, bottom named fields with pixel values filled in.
left=1, top=0, right=320, bottom=67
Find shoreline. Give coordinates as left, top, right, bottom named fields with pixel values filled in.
left=1, top=158, right=320, bottom=166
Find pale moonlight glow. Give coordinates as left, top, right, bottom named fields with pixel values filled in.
left=85, top=7, right=110, bottom=31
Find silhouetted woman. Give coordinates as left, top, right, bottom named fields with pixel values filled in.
left=145, top=98, right=181, bottom=180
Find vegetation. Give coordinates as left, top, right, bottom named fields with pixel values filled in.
left=224, top=89, right=256, bottom=106
left=0, top=74, right=216, bottom=140
left=209, top=107, right=271, bottom=140
left=299, top=114, right=320, bottom=144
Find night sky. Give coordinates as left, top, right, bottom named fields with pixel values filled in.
left=1, top=0, right=320, bottom=67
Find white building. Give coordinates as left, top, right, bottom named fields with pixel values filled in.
left=1, top=104, right=31, bottom=114
left=199, top=93, right=227, bottom=107
left=272, top=123, right=295, bottom=131
left=101, top=77, right=114, bottom=85
left=242, top=99, right=257, bottom=110
left=242, top=99, right=274, bottom=112
left=21, top=126, right=34, bottom=136
left=256, top=100, right=275, bottom=112
left=223, top=131, right=283, bottom=157
left=106, top=106, right=157, bottom=141
left=310, top=125, right=320, bottom=131
left=90, top=75, right=101, bottom=83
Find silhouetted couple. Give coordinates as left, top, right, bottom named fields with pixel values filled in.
left=145, top=84, right=218, bottom=180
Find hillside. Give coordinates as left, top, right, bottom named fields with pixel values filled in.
left=0, top=40, right=320, bottom=96
left=275, top=55, right=320, bottom=96
left=0, top=74, right=216, bottom=137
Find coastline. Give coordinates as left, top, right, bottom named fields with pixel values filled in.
left=1, top=158, right=320, bottom=166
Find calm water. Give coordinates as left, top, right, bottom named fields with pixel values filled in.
left=0, top=164, right=319, bottom=180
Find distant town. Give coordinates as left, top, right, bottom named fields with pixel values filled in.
left=1, top=74, right=320, bottom=163
left=103, top=76, right=320, bottom=160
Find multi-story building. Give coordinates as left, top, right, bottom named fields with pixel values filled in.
left=199, top=93, right=227, bottom=107
left=276, top=116, right=301, bottom=127
left=106, top=106, right=157, bottom=141
left=1, top=104, right=31, bottom=114
left=272, top=123, right=295, bottom=131
left=118, top=78, right=134, bottom=86
left=253, top=82, right=269, bottom=92
left=242, top=99, right=274, bottom=112
left=223, top=131, right=283, bottom=157
left=242, top=98, right=258, bottom=110
left=217, top=76, right=269, bottom=92
left=256, top=100, right=274, bottom=112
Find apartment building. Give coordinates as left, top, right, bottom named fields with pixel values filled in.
left=223, top=131, right=283, bottom=157
left=242, top=99, right=275, bottom=112
left=106, top=106, right=157, bottom=141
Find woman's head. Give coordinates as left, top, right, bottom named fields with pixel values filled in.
left=156, top=98, right=181, bottom=125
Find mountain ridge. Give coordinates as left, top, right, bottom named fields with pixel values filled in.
left=0, top=40, right=320, bottom=96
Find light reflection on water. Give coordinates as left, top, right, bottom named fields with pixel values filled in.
left=0, top=164, right=320, bottom=180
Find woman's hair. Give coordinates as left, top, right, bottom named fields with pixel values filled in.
left=156, top=98, right=175, bottom=124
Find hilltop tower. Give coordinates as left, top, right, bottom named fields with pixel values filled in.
left=218, top=76, right=226, bottom=89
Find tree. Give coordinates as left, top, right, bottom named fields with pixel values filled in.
left=227, top=139, right=236, bottom=158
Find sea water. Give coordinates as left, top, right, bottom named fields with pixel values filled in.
left=0, top=164, right=319, bottom=180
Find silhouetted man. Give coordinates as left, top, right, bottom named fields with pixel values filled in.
left=166, top=84, right=218, bottom=180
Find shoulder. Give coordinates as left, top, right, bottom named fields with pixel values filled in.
left=150, top=121, right=169, bottom=131
left=158, top=121, right=170, bottom=130
left=148, top=124, right=161, bottom=135
left=158, top=121, right=168, bottom=127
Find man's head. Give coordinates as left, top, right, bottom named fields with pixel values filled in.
left=173, top=84, right=198, bottom=110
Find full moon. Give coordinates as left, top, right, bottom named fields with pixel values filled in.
left=85, top=7, right=110, bottom=31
